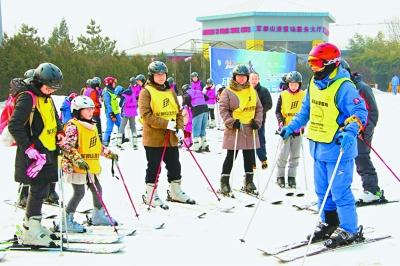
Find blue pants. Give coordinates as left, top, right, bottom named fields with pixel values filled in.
left=314, top=159, right=358, bottom=233
left=392, top=85, right=397, bottom=95
left=256, top=125, right=267, bottom=161
left=192, top=112, right=208, bottom=138
left=103, top=114, right=121, bottom=144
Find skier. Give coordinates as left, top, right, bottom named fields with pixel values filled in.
left=341, top=59, right=384, bottom=203
left=60, top=92, right=78, bottom=125
left=181, top=84, right=193, bottom=148
left=218, top=64, right=263, bottom=196
left=249, top=72, right=272, bottom=169
left=58, top=96, right=119, bottom=232
left=280, top=43, right=368, bottom=248
left=203, top=78, right=217, bottom=129
left=167, top=77, right=177, bottom=93
left=117, top=81, right=138, bottom=150
left=275, top=71, right=305, bottom=188
left=9, top=62, right=65, bottom=247
left=139, top=61, right=195, bottom=208
left=134, top=74, right=146, bottom=99
left=183, top=72, right=209, bottom=152
left=84, top=78, right=103, bottom=140
left=102, top=76, right=121, bottom=146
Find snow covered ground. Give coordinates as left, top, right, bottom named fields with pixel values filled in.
left=0, top=91, right=399, bottom=265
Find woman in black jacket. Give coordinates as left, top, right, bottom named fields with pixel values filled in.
left=9, top=62, right=64, bottom=247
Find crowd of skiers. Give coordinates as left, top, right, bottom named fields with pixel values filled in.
left=5, top=41, right=386, bottom=250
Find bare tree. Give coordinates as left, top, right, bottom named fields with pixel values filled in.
left=386, top=17, right=400, bottom=42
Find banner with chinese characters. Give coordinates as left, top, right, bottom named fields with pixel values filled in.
left=203, top=25, right=329, bottom=36
left=209, top=47, right=296, bottom=92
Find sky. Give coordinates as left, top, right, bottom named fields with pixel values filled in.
left=1, top=0, right=398, bottom=54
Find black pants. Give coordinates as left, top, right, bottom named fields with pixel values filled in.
left=222, top=149, right=255, bottom=175
left=66, top=177, right=102, bottom=213
left=208, top=108, right=215, bottom=120
left=145, top=146, right=181, bottom=183
left=355, top=132, right=380, bottom=194
left=93, top=115, right=102, bottom=140
left=26, top=182, right=50, bottom=218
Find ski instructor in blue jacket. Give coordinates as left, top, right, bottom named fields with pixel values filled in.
left=280, top=42, right=368, bottom=248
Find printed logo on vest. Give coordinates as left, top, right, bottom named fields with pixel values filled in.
left=290, top=101, right=299, bottom=109
left=89, top=136, right=97, bottom=148
left=163, top=98, right=169, bottom=108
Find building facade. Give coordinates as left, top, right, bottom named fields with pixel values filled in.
left=196, top=12, right=335, bottom=54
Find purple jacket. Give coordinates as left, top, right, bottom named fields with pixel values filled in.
left=191, top=80, right=203, bottom=91
left=182, top=105, right=193, bottom=133
left=187, top=88, right=206, bottom=107
left=131, top=84, right=142, bottom=99
left=204, top=86, right=216, bottom=104
left=121, top=90, right=138, bottom=118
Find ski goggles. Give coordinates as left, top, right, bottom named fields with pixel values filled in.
left=308, top=56, right=340, bottom=69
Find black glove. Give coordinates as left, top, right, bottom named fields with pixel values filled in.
left=110, top=112, right=117, bottom=122
left=250, top=119, right=259, bottom=130
left=233, top=119, right=241, bottom=130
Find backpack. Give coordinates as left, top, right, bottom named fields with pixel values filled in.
left=0, top=78, right=36, bottom=146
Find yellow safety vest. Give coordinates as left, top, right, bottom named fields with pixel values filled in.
left=280, top=90, right=305, bottom=125
left=307, top=77, right=352, bottom=143
left=146, top=85, right=178, bottom=126
left=70, top=119, right=102, bottom=174
left=36, top=97, right=57, bottom=151
left=228, top=86, right=257, bottom=124
left=104, top=90, right=120, bottom=114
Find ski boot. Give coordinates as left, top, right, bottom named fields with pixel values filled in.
left=276, top=177, right=285, bottom=188
left=209, top=120, right=216, bottom=129
left=59, top=213, right=86, bottom=233
left=243, top=172, right=258, bottom=195
left=324, top=226, right=363, bottom=248
left=167, top=180, right=196, bottom=204
left=144, top=183, right=169, bottom=210
left=288, top=176, right=296, bottom=189
left=201, top=136, right=210, bottom=152
left=122, top=134, right=130, bottom=144
left=91, top=207, right=118, bottom=226
left=220, top=174, right=233, bottom=197
left=45, top=184, right=59, bottom=205
left=116, top=133, right=123, bottom=149
left=307, top=210, right=339, bottom=242
left=133, top=134, right=138, bottom=150
left=261, top=160, right=268, bottom=169
left=20, top=216, right=57, bottom=247
left=358, top=190, right=384, bottom=204
left=193, top=137, right=202, bottom=153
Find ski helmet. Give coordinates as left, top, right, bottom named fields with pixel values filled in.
left=90, top=78, right=100, bottom=88
left=232, top=64, right=250, bottom=77
left=33, top=63, right=63, bottom=89
left=71, top=96, right=95, bottom=112
left=129, top=77, right=137, bottom=85
left=308, top=42, right=341, bottom=68
left=167, top=77, right=175, bottom=85
left=286, top=71, right=303, bottom=83
left=191, top=72, right=199, bottom=78
left=148, top=61, right=168, bottom=76
left=24, top=69, right=35, bottom=79
left=104, top=76, right=117, bottom=86
left=206, top=78, right=214, bottom=85
left=340, top=59, right=351, bottom=74
left=135, top=74, right=146, bottom=84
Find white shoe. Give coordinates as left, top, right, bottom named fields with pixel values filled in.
left=358, top=191, right=380, bottom=203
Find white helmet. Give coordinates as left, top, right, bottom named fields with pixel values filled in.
left=71, top=96, right=95, bottom=112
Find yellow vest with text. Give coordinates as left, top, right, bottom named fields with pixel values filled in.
left=70, top=119, right=102, bottom=174
left=36, top=97, right=58, bottom=151
left=307, top=77, right=351, bottom=143
left=228, top=86, right=257, bottom=124
left=147, top=85, right=178, bottom=127
left=104, top=90, right=120, bottom=114
left=280, top=90, right=306, bottom=125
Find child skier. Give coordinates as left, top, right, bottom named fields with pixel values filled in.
left=204, top=78, right=217, bottom=129
left=59, top=96, right=119, bottom=232
left=275, top=71, right=305, bottom=189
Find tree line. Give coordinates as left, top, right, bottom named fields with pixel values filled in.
left=1, top=18, right=399, bottom=100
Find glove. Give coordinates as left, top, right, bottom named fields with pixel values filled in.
left=26, top=153, right=46, bottom=178
left=76, top=159, right=90, bottom=171
left=336, top=130, right=356, bottom=152
left=25, top=146, right=41, bottom=160
left=250, top=119, right=259, bottom=130
left=167, top=120, right=176, bottom=131
left=278, top=121, right=284, bottom=129
left=233, top=119, right=241, bottom=130
left=109, top=153, right=119, bottom=161
left=280, top=126, right=294, bottom=140
left=176, top=130, right=184, bottom=141
left=110, top=112, right=117, bottom=122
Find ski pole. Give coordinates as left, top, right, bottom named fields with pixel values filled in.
left=300, top=130, right=308, bottom=191
left=252, top=129, right=260, bottom=191
left=301, top=149, right=344, bottom=266
left=230, top=128, right=239, bottom=190
left=147, top=130, right=170, bottom=210
left=240, top=137, right=284, bottom=243
left=182, top=138, right=220, bottom=201
left=86, top=172, right=118, bottom=234
left=15, top=183, right=24, bottom=212
left=359, top=135, right=400, bottom=183
left=57, top=157, right=69, bottom=254
left=114, top=161, right=140, bottom=220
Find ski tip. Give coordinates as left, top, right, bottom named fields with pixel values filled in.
left=245, top=203, right=255, bottom=208
left=155, top=222, right=165, bottom=230
left=296, top=193, right=305, bottom=197
left=239, top=238, right=246, bottom=243
left=197, top=213, right=207, bottom=219
left=271, top=200, right=283, bottom=205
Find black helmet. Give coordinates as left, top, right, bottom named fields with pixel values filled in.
left=340, top=58, right=351, bottom=74
left=24, top=69, right=35, bottom=79
left=167, top=77, right=175, bottom=84
left=90, top=78, right=100, bottom=88
left=129, top=77, right=137, bottom=85
left=206, top=78, right=213, bottom=85
left=148, top=61, right=168, bottom=76
left=232, top=64, right=250, bottom=77
left=92, top=76, right=101, bottom=85
left=281, top=74, right=287, bottom=82
left=286, top=71, right=303, bottom=83
left=135, top=74, right=146, bottom=84
left=33, top=63, right=63, bottom=89
left=191, top=72, right=199, bottom=78
left=181, top=84, right=190, bottom=92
